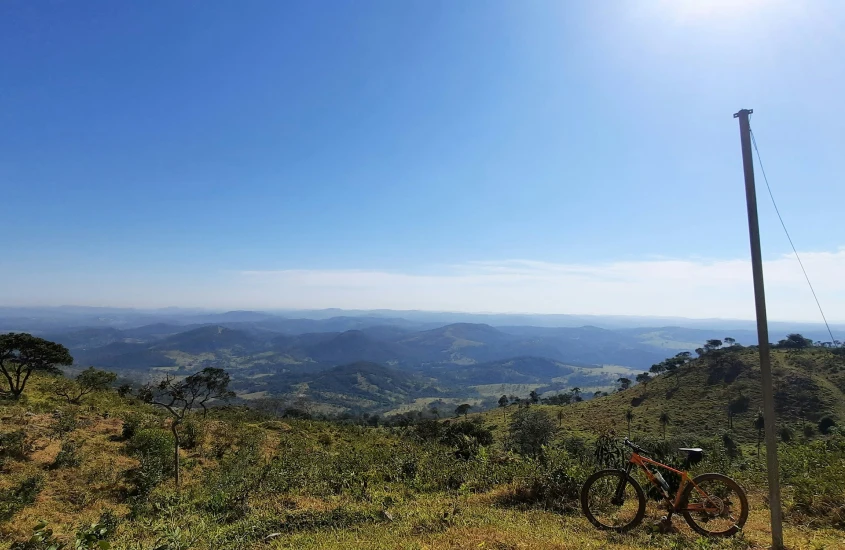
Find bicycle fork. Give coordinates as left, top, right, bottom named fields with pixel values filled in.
left=611, top=464, right=634, bottom=506
left=613, top=464, right=675, bottom=522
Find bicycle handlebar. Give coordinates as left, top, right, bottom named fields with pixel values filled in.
left=623, top=437, right=649, bottom=455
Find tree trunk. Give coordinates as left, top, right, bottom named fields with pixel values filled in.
left=627, top=420, right=631, bottom=438
left=171, top=422, right=181, bottom=490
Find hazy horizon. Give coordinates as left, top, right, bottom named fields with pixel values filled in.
left=2, top=301, right=844, bottom=329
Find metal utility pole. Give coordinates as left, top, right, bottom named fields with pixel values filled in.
left=734, top=108, right=784, bottom=549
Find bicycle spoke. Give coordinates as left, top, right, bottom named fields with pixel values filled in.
left=685, top=478, right=743, bottom=534
left=586, top=473, right=641, bottom=529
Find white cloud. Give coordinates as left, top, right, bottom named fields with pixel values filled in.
left=236, top=249, right=845, bottom=322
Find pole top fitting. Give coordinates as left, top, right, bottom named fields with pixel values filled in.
left=733, top=109, right=754, bottom=118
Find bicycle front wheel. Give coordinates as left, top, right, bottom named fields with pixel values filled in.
left=581, top=469, right=646, bottom=533
left=681, top=473, right=748, bottom=537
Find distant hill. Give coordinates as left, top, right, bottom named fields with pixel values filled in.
left=298, top=330, right=407, bottom=365
left=239, top=361, right=443, bottom=413
left=44, top=327, right=124, bottom=349
left=120, top=323, right=193, bottom=341
left=73, top=341, right=173, bottom=370
left=422, top=356, right=576, bottom=385
left=152, top=325, right=259, bottom=354
left=396, top=323, right=562, bottom=364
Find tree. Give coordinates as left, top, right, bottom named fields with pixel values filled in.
left=455, top=403, right=471, bottom=418
left=754, top=411, right=765, bottom=458
left=498, top=394, right=509, bottom=421
left=593, top=390, right=602, bottom=399
left=507, top=408, right=557, bottom=459
left=658, top=411, right=670, bottom=442
left=570, top=387, right=582, bottom=402
left=528, top=390, right=540, bottom=404
left=625, top=409, right=634, bottom=437
left=635, top=372, right=651, bottom=386
left=818, top=416, right=836, bottom=435
left=116, top=383, right=132, bottom=398
left=0, top=333, right=73, bottom=399
left=776, top=333, right=813, bottom=349
left=724, top=337, right=736, bottom=347
left=557, top=408, right=564, bottom=428
left=704, top=339, right=723, bottom=352
left=617, top=377, right=631, bottom=391
left=694, top=347, right=705, bottom=357
left=52, top=367, right=117, bottom=404
left=138, top=367, right=234, bottom=489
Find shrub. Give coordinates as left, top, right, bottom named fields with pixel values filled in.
left=507, top=408, right=557, bottom=459
left=49, top=409, right=78, bottom=439
left=722, top=432, right=742, bottom=458
left=440, top=419, right=494, bottom=459
left=10, top=520, right=62, bottom=550
left=818, top=416, right=837, bottom=435
left=121, top=415, right=140, bottom=440
left=495, top=447, right=586, bottom=513
left=11, top=518, right=113, bottom=550
left=780, top=438, right=845, bottom=527
left=0, top=430, right=31, bottom=464
left=51, top=439, right=81, bottom=469
left=0, top=475, right=44, bottom=521
left=126, top=429, right=174, bottom=496
left=202, top=429, right=264, bottom=521
left=181, top=419, right=205, bottom=450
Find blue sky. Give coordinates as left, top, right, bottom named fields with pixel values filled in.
left=2, top=1, right=844, bottom=320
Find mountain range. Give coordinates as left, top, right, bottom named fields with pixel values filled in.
left=5, top=307, right=841, bottom=415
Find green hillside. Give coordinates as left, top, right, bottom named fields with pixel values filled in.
left=479, top=346, right=845, bottom=445
left=2, top=369, right=844, bottom=550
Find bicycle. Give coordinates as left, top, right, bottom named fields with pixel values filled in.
left=581, top=438, right=748, bottom=536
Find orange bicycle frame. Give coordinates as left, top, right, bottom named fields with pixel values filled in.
left=627, top=451, right=710, bottom=512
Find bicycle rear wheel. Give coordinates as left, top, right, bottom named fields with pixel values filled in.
left=681, top=473, right=748, bottom=537
left=581, top=469, right=646, bottom=533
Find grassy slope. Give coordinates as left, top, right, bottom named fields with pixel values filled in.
left=2, top=352, right=844, bottom=550
left=498, top=347, right=845, bottom=444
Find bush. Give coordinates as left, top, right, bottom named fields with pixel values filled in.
left=121, top=415, right=140, bottom=440
left=818, top=416, right=837, bottom=435
left=126, top=429, right=174, bottom=496
left=440, top=419, right=494, bottom=459
left=51, top=439, right=81, bottom=469
left=181, top=419, right=205, bottom=450
left=50, top=409, right=78, bottom=439
left=495, top=447, right=586, bottom=513
left=11, top=518, right=113, bottom=550
left=722, top=432, right=742, bottom=458
left=0, top=430, right=31, bottom=464
left=780, top=438, right=845, bottom=527
left=507, top=409, right=557, bottom=459
left=0, top=475, right=44, bottom=521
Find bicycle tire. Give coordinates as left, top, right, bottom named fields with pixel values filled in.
left=680, top=473, right=749, bottom=537
left=581, top=469, right=646, bottom=533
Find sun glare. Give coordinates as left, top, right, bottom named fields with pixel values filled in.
left=666, top=0, right=769, bottom=18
